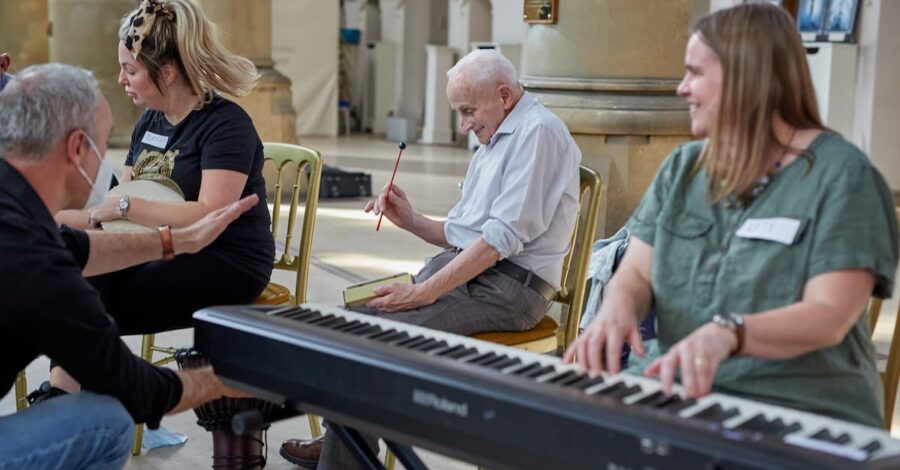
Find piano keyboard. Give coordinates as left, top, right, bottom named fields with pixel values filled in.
left=194, top=303, right=900, bottom=470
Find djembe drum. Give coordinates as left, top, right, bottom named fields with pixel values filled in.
left=175, top=348, right=278, bottom=469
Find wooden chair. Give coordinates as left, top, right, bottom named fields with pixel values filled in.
left=131, top=143, right=324, bottom=455
left=869, top=208, right=900, bottom=430
left=471, top=165, right=603, bottom=353
left=384, top=166, right=602, bottom=470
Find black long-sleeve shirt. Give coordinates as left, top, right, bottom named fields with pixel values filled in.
left=0, top=159, right=181, bottom=428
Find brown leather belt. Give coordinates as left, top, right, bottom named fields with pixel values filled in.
left=491, top=259, right=557, bottom=301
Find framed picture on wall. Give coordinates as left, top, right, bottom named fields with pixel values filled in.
left=797, top=0, right=827, bottom=40
left=824, top=0, right=859, bottom=41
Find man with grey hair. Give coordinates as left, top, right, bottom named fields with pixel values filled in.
left=281, top=49, right=582, bottom=469
left=0, top=63, right=260, bottom=469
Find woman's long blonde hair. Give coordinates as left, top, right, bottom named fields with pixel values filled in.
left=694, top=4, right=823, bottom=202
left=119, top=0, right=259, bottom=104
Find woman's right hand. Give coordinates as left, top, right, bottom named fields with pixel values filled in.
left=364, top=183, right=415, bottom=230
left=563, top=302, right=645, bottom=376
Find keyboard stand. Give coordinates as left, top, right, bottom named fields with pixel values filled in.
left=331, top=423, right=428, bottom=470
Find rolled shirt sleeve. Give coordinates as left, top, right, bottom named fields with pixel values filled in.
left=444, top=93, right=581, bottom=286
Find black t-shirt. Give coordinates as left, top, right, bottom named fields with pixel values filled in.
left=125, top=95, right=274, bottom=284
left=0, top=159, right=181, bottom=428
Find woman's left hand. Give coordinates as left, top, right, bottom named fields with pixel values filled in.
left=87, top=194, right=123, bottom=227
left=644, top=322, right=737, bottom=398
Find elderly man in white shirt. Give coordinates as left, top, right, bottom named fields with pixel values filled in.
left=279, top=49, right=582, bottom=469
left=356, top=49, right=582, bottom=332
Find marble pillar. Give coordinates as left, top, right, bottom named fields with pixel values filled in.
left=48, top=0, right=142, bottom=148
left=198, top=0, right=297, bottom=144
left=521, top=0, right=694, bottom=234
left=0, top=0, right=49, bottom=71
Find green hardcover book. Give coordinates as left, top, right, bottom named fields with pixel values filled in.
left=343, top=272, right=414, bottom=308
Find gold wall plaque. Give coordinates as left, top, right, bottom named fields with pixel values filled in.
left=524, top=0, right=558, bottom=24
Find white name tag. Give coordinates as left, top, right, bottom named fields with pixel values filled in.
left=735, top=217, right=802, bottom=245
left=141, top=131, right=169, bottom=149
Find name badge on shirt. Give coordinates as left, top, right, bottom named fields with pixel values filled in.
left=735, top=217, right=802, bottom=245
left=141, top=131, right=169, bottom=149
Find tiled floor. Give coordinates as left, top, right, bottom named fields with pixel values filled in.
left=2, top=134, right=899, bottom=469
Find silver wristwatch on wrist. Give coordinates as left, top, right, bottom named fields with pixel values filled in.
left=118, top=195, right=130, bottom=219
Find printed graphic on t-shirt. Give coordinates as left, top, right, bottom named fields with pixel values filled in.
left=131, top=148, right=184, bottom=197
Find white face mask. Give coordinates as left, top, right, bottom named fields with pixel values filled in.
left=75, top=134, right=117, bottom=209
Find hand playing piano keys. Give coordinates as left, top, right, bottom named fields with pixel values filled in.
left=644, top=321, right=738, bottom=398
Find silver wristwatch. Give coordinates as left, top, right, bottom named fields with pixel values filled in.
left=118, top=195, right=130, bottom=219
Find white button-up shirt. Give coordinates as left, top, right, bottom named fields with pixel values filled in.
left=444, top=92, right=581, bottom=288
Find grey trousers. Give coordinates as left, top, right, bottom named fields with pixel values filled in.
left=318, top=249, right=552, bottom=469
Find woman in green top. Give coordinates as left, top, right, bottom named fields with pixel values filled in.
left=566, top=3, right=898, bottom=427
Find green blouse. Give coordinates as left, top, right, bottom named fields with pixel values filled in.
left=626, top=131, right=899, bottom=427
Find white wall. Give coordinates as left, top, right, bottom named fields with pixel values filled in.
left=272, top=0, right=339, bottom=137
left=490, top=0, right=528, bottom=45
left=853, top=0, right=900, bottom=188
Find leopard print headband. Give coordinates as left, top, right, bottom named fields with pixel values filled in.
left=124, top=0, right=174, bottom=60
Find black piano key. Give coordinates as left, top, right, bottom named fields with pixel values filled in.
left=432, top=344, right=463, bottom=356
left=629, top=390, right=665, bottom=406
left=333, top=320, right=364, bottom=332
left=465, top=352, right=499, bottom=365
left=603, top=384, right=643, bottom=401
left=545, top=370, right=577, bottom=384
left=478, top=355, right=510, bottom=368
left=282, top=308, right=319, bottom=320
left=408, top=338, right=440, bottom=351
left=306, top=314, right=336, bottom=325
left=319, top=317, right=348, bottom=329
left=393, top=335, right=423, bottom=347
left=661, top=397, right=696, bottom=414
left=690, top=404, right=740, bottom=423
left=774, top=421, right=803, bottom=438
left=522, top=365, right=557, bottom=379
left=861, top=439, right=882, bottom=455
left=378, top=331, right=410, bottom=344
left=505, top=363, right=538, bottom=375
left=351, top=325, right=382, bottom=336
left=811, top=429, right=835, bottom=442
left=445, top=347, right=478, bottom=360
left=735, top=414, right=770, bottom=433
left=416, top=340, right=447, bottom=353
left=557, top=373, right=586, bottom=387
left=397, top=336, right=431, bottom=349
left=573, top=375, right=605, bottom=390
left=488, top=357, right=521, bottom=370
left=833, top=433, right=852, bottom=445
left=367, top=329, right=395, bottom=340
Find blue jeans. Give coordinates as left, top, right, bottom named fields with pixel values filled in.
left=0, top=392, right=134, bottom=470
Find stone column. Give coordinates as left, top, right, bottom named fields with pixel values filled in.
left=521, top=0, right=694, bottom=234
left=448, top=0, right=491, bottom=56
left=0, top=0, right=49, bottom=71
left=198, top=0, right=297, bottom=144
left=48, top=0, right=142, bottom=148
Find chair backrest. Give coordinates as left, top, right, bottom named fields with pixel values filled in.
left=868, top=207, right=900, bottom=430
left=556, top=165, right=603, bottom=349
left=263, top=142, right=323, bottom=305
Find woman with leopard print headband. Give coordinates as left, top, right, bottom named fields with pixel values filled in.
left=46, top=4, right=276, bottom=459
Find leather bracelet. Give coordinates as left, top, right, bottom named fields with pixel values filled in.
left=157, top=225, right=175, bottom=260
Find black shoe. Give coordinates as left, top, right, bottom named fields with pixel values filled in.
left=25, top=381, right=68, bottom=406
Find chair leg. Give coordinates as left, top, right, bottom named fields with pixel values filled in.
left=132, top=334, right=156, bottom=456
left=15, top=370, right=28, bottom=412
left=308, top=414, right=323, bottom=438
left=384, top=448, right=396, bottom=470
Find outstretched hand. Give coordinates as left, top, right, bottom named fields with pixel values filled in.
left=172, top=194, right=260, bottom=255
